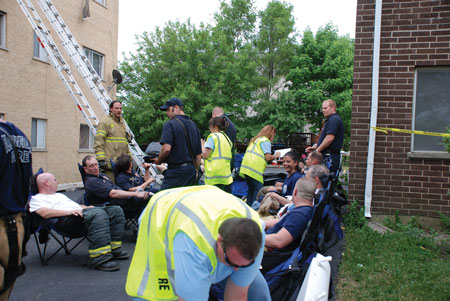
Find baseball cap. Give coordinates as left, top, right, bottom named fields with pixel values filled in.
left=160, top=97, right=184, bottom=111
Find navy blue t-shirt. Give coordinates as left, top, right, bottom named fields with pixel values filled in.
left=0, top=122, right=32, bottom=215
left=221, top=114, right=236, bottom=146
left=318, top=113, right=344, bottom=153
left=160, top=115, right=202, bottom=165
left=84, top=173, right=120, bottom=205
left=116, top=172, right=144, bottom=191
left=266, top=205, right=313, bottom=251
left=282, top=171, right=304, bottom=197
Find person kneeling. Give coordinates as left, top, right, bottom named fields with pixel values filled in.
left=29, top=173, right=129, bottom=272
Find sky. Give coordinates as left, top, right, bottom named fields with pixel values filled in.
left=118, top=0, right=357, bottom=61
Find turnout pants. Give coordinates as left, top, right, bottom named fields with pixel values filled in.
left=82, top=206, right=125, bottom=266
left=0, top=213, right=25, bottom=301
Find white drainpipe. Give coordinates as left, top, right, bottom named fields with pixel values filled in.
left=364, top=0, right=383, bottom=218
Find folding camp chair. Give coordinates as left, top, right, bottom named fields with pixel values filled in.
left=262, top=179, right=344, bottom=301
left=78, top=163, right=144, bottom=232
left=30, top=168, right=88, bottom=266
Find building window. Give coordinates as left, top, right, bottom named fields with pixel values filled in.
left=0, top=113, right=4, bottom=120
left=79, top=124, right=94, bottom=150
left=0, top=12, right=5, bottom=49
left=33, top=30, right=48, bottom=61
left=83, top=47, right=104, bottom=78
left=94, top=0, right=106, bottom=5
left=31, top=118, right=46, bottom=148
left=412, top=68, right=450, bottom=152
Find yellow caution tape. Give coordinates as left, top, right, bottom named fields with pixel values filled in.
left=372, top=127, right=450, bottom=137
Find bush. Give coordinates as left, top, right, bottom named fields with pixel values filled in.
left=438, top=212, right=450, bottom=234
left=344, top=200, right=367, bottom=229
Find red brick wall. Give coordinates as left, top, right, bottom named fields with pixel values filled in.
left=350, top=0, right=450, bottom=217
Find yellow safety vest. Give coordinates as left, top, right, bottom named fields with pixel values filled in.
left=204, top=132, right=233, bottom=186
left=94, top=114, right=131, bottom=164
left=239, top=136, right=270, bottom=183
left=125, top=185, right=261, bottom=300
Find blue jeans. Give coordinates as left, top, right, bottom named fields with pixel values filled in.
left=210, top=271, right=271, bottom=301
left=245, top=176, right=263, bottom=207
left=161, top=164, right=197, bottom=190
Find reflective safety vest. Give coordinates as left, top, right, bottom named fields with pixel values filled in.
left=204, top=132, right=233, bottom=186
left=125, top=185, right=261, bottom=300
left=94, top=114, right=130, bottom=165
left=239, top=136, right=270, bottom=183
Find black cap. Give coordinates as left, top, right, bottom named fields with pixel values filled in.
left=160, top=97, right=184, bottom=111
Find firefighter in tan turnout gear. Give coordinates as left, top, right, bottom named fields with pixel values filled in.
left=94, top=100, right=131, bottom=182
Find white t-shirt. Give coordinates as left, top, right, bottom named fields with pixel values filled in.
left=29, top=193, right=81, bottom=212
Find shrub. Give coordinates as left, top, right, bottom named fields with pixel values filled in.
left=344, top=200, right=367, bottom=229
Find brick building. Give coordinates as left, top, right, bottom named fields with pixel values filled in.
left=0, top=0, right=119, bottom=189
left=350, top=0, right=450, bottom=217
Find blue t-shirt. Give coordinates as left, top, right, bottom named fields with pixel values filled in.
left=160, top=115, right=202, bottom=165
left=84, top=173, right=120, bottom=205
left=173, top=230, right=265, bottom=300
left=260, top=141, right=272, bottom=154
left=115, top=172, right=144, bottom=191
left=281, top=171, right=303, bottom=197
left=266, top=205, right=313, bottom=251
left=0, top=122, right=32, bottom=215
left=318, top=113, right=344, bottom=153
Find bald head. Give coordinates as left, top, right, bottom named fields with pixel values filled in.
left=212, top=107, right=225, bottom=118
left=36, top=172, right=58, bottom=194
left=293, top=177, right=316, bottom=204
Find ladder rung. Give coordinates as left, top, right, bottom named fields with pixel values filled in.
left=32, top=17, right=41, bottom=23
left=72, top=92, right=82, bottom=96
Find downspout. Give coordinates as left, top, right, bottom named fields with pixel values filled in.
left=364, top=0, right=383, bottom=218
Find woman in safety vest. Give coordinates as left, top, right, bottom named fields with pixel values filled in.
left=202, top=117, right=233, bottom=192
left=240, top=125, right=280, bottom=206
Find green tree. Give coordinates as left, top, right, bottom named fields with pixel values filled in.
left=287, top=24, right=354, bottom=149
left=119, top=9, right=260, bottom=144
left=256, top=0, right=296, bottom=101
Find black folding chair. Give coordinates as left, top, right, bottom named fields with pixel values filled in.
left=30, top=168, right=88, bottom=266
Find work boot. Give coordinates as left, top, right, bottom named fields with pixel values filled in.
left=94, top=260, right=120, bottom=272
left=112, top=250, right=129, bottom=260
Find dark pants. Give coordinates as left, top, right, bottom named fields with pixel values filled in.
left=215, top=184, right=232, bottom=193
left=245, top=176, right=263, bottom=207
left=0, top=213, right=25, bottom=300
left=161, top=164, right=197, bottom=190
left=325, top=153, right=341, bottom=174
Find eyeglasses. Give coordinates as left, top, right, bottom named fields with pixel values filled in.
left=223, top=249, right=254, bottom=269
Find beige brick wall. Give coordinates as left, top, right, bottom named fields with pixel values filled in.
left=0, top=0, right=119, bottom=187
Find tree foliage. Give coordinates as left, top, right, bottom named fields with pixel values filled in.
left=287, top=24, right=354, bottom=149
left=118, top=3, right=354, bottom=149
left=256, top=0, right=296, bottom=101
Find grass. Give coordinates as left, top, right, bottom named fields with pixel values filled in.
left=337, top=208, right=450, bottom=300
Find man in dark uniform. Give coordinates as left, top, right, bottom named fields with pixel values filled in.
left=306, top=99, right=344, bottom=173
left=212, top=106, right=237, bottom=170
left=0, top=120, right=32, bottom=300
left=153, top=97, right=202, bottom=190
left=82, top=155, right=149, bottom=208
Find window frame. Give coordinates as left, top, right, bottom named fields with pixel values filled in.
left=31, top=118, right=47, bottom=149
left=33, top=30, right=49, bottom=62
left=83, top=47, right=104, bottom=79
left=79, top=124, right=95, bottom=151
left=94, top=0, right=107, bottom=6
left=411, top=67, right=450, bottom=153
left=0, top=11, right=6, bottom=49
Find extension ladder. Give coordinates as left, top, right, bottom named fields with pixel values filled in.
left=16, top=0, right=161, bottom=183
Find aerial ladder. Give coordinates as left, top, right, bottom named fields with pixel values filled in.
left=16, top=0, right=161, bottom=184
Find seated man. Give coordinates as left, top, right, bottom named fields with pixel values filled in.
left=264, top=177, right=315, bottom=252
left=82, top=155, right=150, bottom=209
left=115, top=154, right=158, bottom=193
left=29, top=173, right=129, bottom=272
left=277, top=164, right=330, bottom=218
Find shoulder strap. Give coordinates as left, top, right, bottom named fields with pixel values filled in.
left=0, top=126, right=27, bottom=204
left=174, top=117, right=197, bottom=167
